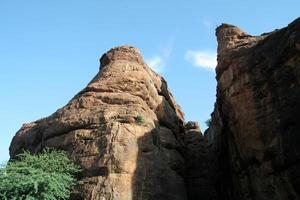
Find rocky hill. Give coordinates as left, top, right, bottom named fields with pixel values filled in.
left=10, top=46, right=187, bottom=200
left=9, top=17, right=300, bottom=200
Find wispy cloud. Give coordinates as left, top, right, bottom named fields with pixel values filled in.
left=162, top=37, right=174, bottom=58
left=185, top=50, right=217, bottom=70
left=146, top=56, right=164, bottom=73
left=203, top=19, right=212, bottom=29
left=146, top=36, right=175, bottom=73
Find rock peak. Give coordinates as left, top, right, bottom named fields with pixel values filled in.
left=215, top=23, right=251, bottom=55
left=100, top=45, right=144, bottom=69
left=10, top=44, right=187, bottom=199
left=216, top=23, right=248, bottom=39
left=106, top=45, right=141, bottom=55
left=215, top=23, right=265, bottom=78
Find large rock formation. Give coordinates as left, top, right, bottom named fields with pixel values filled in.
left=10, top=46, right=187, bottom=200
left=206, top=17, right=300, bottom=199
left=9, top=18, right=300, bottom=200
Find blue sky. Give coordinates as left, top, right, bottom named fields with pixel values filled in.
left=0, top=0, right=299, bottom=162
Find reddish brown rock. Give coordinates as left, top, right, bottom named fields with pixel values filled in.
left=206, top=17, right=300, bottom=199
left=10, top=46, right=187, bottom=200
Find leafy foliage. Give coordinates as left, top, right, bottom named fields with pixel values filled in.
left=205, top=118, right=212, bottom=127
left=0, top=148, right=80, bottom=200
left=135, top=115, right=145, bottom=125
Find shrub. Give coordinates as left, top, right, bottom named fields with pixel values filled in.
left=0, top=148, right=80, bottom=200
left=205, top=118, right=212, bottom=127
left=135, top=115, right=144, bottom=125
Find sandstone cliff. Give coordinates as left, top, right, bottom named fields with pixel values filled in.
left=205, top=17, right=300, bottom=199
left=9, top=17, right=300, bottom=200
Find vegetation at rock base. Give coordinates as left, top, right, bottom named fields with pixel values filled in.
left=0, top=148, right=81, bottom=200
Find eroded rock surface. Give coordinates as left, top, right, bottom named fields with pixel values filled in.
left=206, top=17, right=300, bottom=199
left=10, top=46, right=187, bottom=200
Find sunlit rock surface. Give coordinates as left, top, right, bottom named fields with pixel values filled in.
left=10, top=46, right=187, bottom=200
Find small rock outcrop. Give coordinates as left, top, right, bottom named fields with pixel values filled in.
left=206, top=17, right=300, bottom=199
left=10, top=46, right=187, bottom=200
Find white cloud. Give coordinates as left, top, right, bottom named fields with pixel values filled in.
left=146, top=36, right=175, bottom=73
left=146, top=56, right=164, bottom=73
left=185, top=50, right=217, bottom=70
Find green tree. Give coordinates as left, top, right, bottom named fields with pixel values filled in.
left=0, top=148, right=80, bottom=200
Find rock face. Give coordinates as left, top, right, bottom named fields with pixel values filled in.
left=9, top=18, right=300, bottom=200
left=206, top=17, right=300, bottom=199
left=10, top=46, right=187, bottom=200
left=184, top=122, right=218, bottom=200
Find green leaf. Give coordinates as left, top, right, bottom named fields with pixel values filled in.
left=0, top=148, right=81, bottom=200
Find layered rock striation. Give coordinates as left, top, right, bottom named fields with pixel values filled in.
left=10, top=46, right=187, bottom=200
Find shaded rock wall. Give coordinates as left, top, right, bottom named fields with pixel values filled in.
left=184, top=122, right=218, bottom=200
left=206, top=17, right=300, bottom=200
